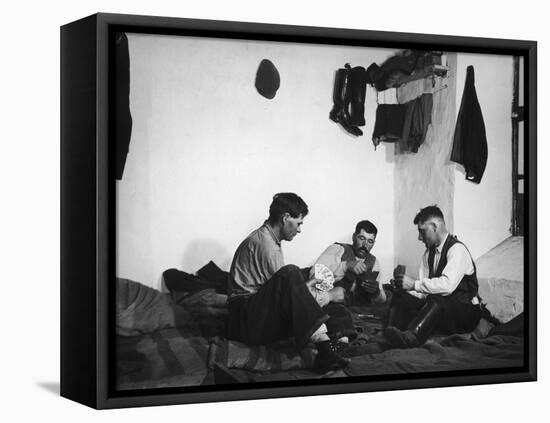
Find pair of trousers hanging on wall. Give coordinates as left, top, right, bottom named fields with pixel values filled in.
left=451, top=65, right=488, bottom=184
left=372, top=93, right=433, bottom=152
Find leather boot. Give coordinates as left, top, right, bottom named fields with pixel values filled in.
left=384, top=299, right=441, bottom=349
left=385, top=306, right=398, bottom=329
left=349, top=66, right=367, bottom=127
left=329, top=65, right=363, bottom=136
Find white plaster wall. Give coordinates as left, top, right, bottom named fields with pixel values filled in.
left=453, top=54, right=514, bottom=260
left=393, top=54, right=458, bottom=274
left=116, top=34, right=397, bottom=289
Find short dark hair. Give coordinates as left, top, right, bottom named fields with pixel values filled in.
left=413, top=205, right=445, bottom=225
left=355, top=220, right=378, bottom=236
left=268, top=193, right=309, bottom=223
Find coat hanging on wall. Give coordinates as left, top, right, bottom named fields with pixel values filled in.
left=451, top=65, right=488, bottom=184
left=255, top=59, right=280, bottom=99
left=366, top=50, right=447, bottom=92
left=366, top=50, right=427, bottom=91
left=114, top=32, right=133, bottom=181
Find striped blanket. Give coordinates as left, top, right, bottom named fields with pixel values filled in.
left=115, top=278, right=524, bottom=389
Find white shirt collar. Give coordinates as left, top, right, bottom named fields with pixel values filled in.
left=435, top=233, right=450, bottom=254
left=263, top=221, right=281, bottom=246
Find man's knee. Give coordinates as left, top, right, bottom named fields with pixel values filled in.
left=273, top=264, right=305, bottom=287
left=280, top=264, right=300, bottom=272
left=426, top=295, right=447, bottom=307
left=277, top=264, right=302, bottom=278
left=390, top=289, right=412, bottom=306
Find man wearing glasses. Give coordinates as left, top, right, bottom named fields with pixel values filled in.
left=384, top=205, right=482, bottom=349
left=310, top=220, right=386, bottom=307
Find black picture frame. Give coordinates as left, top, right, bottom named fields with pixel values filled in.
left=60, top=12, right=537, bottom=409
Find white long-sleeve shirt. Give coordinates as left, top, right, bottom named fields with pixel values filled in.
left=410, top=233, right=478, bottom=304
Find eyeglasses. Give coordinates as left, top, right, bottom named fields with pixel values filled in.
left=357, top=235, right=376, bottom=245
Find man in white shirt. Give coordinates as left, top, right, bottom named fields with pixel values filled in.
left=384, top=205, right=482, bottom=349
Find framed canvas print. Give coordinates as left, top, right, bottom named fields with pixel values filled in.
left=60, top=12, right=537, bottom=409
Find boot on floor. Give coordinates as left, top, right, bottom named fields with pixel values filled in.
left=384, top=326, right=420, bottom=348
left=384, top=299, right=442, bottom=349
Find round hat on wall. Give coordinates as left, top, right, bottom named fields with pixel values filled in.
left=255, top=59, right=280, bottom=99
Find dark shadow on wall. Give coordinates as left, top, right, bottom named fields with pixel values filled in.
left=180, top=239, right=232, bottom=274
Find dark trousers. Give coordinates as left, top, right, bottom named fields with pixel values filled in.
left=227, top=265, right=329, bottom=350
left=388, top=290, right=481, bottom=334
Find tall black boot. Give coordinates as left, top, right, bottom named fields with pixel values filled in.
left=349, top=66, right=367, bottom=127
left=384, top=305, right=397, bottom=329
left=384, top=299, right=442, bottom=348
left=329, top=65, right=363, bottom=136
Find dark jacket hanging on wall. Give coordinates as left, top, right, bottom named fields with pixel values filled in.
left=114, top=32, right=133, bottom=180
left=451, top=66, right=488, bottom=184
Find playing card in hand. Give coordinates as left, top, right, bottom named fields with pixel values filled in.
left=314, top=263, right=335, bottom=291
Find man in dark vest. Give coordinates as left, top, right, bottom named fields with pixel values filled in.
left=310, top=220, right=386, bottom=307
left=384, top=205, right=482, bottom=348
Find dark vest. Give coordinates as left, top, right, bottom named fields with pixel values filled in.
left=431, top=235, right=479, bottom=303
left=335, top=243, right=377, bottom=291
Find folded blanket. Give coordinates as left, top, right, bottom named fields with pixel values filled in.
left=116, top=278, right=191, bottom=336
left=163, top=260, right=229, bottom=300
left=196, top=261, right=229, bottom=292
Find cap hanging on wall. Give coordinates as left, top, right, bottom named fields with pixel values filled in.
left=255, top=59, right=280, bottom=99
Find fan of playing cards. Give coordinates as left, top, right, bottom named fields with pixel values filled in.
left=314, top=263, right=335, bottom=291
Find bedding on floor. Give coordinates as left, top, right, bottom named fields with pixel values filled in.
left=115, top=266, right=524, bottom=389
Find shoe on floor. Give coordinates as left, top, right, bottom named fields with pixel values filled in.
left=314, top=340, right=350, bottom=371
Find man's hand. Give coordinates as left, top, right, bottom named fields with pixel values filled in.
left=347, top=260, right=368, bottom=275
left=306, top=277, right=321, bottom=289
left=360, top=279, right=380, bottom=294
left=328, top=286, right=345, bottom=303
left=397, top=274, right=415, bottom=291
